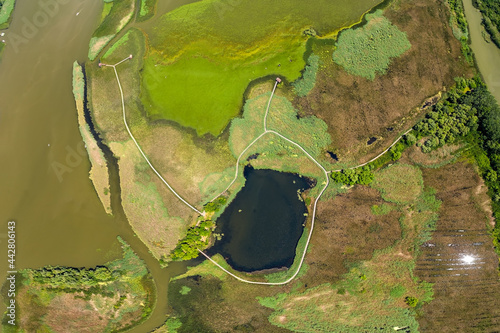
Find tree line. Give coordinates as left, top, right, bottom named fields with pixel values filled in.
left=331, top=77, right=500, bottom=252
left=29, top=265, right=114, bottom=289
left=473, top=0, right=500, bottom=48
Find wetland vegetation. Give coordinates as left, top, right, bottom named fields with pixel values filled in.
left=472, top=0, right=500, bottom=47
left=332, top=10, right=411, bottom=80
left=27, top=0, right=500, bottom=330
left=1, top=238, right=154, bottom=333
left=140, top=0, right=384, bottom=135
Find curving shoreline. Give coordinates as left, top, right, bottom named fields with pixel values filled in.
left=72, top=61, right=112, bottom=214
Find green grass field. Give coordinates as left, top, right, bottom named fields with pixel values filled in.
left=137, top=0, right=157, bottom=22
left=0, top=0, right=15, bottom=29
left=371, top=163, right=423, bottom=204
left=293, top=54, right=320, bottom=97
left=229, top=92, right=331, bottom=159
left=141, top=0, right=382, bottom=135
left=100, top=2, right=113, bottom=23
left=332, top=10, right=411, bottom=80
left=141, top=44, right=305, bottom=136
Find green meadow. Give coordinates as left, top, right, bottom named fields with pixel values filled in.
left=332, top=10, right=411, bottom=80
left=140, top=0, right=383, bottom=136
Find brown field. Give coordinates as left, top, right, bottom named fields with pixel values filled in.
left=307, top=185, right=402, bottom=285
left=294, top=0, right=474, bottom=165
left=416, top=162, right=500, bottom=332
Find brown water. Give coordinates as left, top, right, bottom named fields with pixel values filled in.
left=0, top=1, right=193, bottom=332
left=463, top=0, right=500, bottom=103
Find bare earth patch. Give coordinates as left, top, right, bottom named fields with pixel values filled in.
left=416, top=162, right=500, bottom=332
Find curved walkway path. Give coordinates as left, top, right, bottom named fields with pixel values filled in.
left=102, top=57, right=203, bottom=215
left=331, top=127, right=413, bottom=173
left=104, top=56, right=413, bottom=285
left=204, top=80, right=330, bottom=285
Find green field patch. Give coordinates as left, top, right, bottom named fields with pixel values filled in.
left=88, top=0, right=135, bottom=60
left=293, top=54, right=320, bottom=97
left=141, top=0, right=382, bottom=135
left=229, top=92, right=331, bottom=159
left=0, top=0, right=15, bottom=29
left=371, top=203, right=394, bottom=216
left=173, top=253, right=230, bottom=281
left=141, top=46, right=305, bottom=136
left=332, top=10, right=411, bottom=80
left=103, top=29, right=132, bottom=59
left=371, top=163, right=423, bottom=204
left=259, top=255, right=424, bottom=332
left=100, top=1, right=113, bottom=23
left=138, top=0, right=157, bottom=22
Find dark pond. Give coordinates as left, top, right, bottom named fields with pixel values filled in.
left=327, top=151, right=339, bottom=161
left=209, top=166, right=312, bottom=272
left=367, top=137, right=377, bottom=145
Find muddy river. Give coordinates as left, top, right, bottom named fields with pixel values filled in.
left=463, top=0, right=500, bottom=103
left=0, top=1, right=196, bottom=331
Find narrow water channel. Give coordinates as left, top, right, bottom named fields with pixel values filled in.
left=463, top=0, right=500, bottom=103
left=0, top=1, right=192, bottom=331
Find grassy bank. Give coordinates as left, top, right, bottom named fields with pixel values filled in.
left=137, top=0, right=157, bottom=22
left=447, top=0, right=474, bottom=64
left=472, top=0, right=500, bottom=48
left=87, top=27, right=236, bottom=262
left=72, top=61, right=112, bottom=214
left=0, top=0, right=15, bottom=29
left=88, top=0, right=135, bottom=60
left=1, top=238, right=155, bottom=332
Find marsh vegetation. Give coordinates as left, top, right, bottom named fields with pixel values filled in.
left=2, top=238, right=154, bottom=333
left=73, top=0, right=500, bottom=331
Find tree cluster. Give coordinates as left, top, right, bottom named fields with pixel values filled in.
left=203, top=196, right=227, bottom=213
left=413, top=78, right=500, bottom=248
left=170, top=219, right=216, bottom=261
left=414, top=79, right=479, bottom=152
left=405, top=296, right=419, bottom=307
left=448, top=0, right=468, bottom=34
left=30, top=265, right=114, bottom=289
left=330, top=166, right=374, bottom=186
left=458, top=82, right=500, bottom=203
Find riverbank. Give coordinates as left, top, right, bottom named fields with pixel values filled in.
left=463, top=0, right=500, bottom=103
left=72, top=62, right=112, bottom=214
